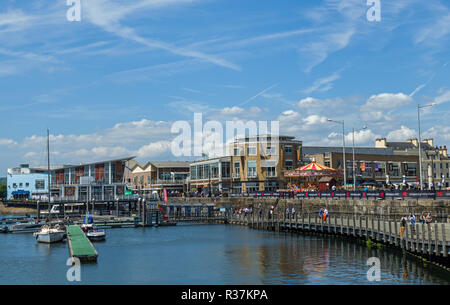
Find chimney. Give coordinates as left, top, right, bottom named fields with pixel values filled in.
left=424, top=138, right=434, bottom=147
left=375, top=138, right=387, bottom=148
left=409, top=138, right=419, bottom=147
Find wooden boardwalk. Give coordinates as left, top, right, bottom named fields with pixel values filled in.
left=67, top=225, right=98, bottom=263
left=229, top=213, right=449, bottom=258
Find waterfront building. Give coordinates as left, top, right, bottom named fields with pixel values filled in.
left=229, top=135, right=302, bottom=193
left=375, top=138, right=450, bottom=188
left=189, top=135, right=302, bottom=194
left=189, top=157, right=231, bottom=194
left=6, top=158, right=134, bottom=200
left=303, top=150, right=420, bottom=186
left=124, top=161, right=190, bottom=195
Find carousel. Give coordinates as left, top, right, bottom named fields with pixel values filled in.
left=285, top=161, right=343, bottom=192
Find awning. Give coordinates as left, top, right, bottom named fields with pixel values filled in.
left=12, top=190, right=30, bottom=195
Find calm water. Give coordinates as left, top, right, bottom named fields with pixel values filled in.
left=0, top=224, right=449, bottom=285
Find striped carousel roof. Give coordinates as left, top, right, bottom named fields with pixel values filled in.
left=295, top=161, right=336, bottom=171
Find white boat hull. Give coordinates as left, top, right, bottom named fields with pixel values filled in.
left=34, top=230, right=65, bottom=243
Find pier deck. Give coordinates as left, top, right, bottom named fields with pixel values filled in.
left=67, top=225, right=98, bottom=263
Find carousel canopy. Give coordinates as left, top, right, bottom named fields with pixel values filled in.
left=284, top=161, right=342, bottom=177
left=296, top=161, right=335, bottom=171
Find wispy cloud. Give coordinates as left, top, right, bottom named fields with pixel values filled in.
left=83, top=0, right=241, bottom=71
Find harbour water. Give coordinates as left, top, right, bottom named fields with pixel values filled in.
left=0, top=224, right=449, bottom=285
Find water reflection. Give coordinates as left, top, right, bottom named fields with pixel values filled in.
left=0, top=225, right=448, bottom=285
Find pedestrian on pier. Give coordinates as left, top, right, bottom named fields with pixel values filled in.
left=408, top=212, right=416, bottom=234
left=400, top=216, right=407, bottom=239
left=419, top=212, right=425, bottom=224
left=291, top=207, right=296, bottom=218
left=319, top=208, right=324, bottom=220
left=323, top=208, right=328, bottom=222
left=286, top=207, right=290, bottom=216
left=426, top=213, right=432, bottom=232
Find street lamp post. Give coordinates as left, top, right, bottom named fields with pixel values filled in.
left=418, top=103, right=436, bottom=190
left=352, top=126, right=367, bottom=190
left=328, top=119, right=346, bottom=189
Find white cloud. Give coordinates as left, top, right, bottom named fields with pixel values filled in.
left=137, top=140, right=172, bottom=158
left=435, top=90, right=450, bottom=105
left=386, top=126, right=416, bottom=142
left=302, top=72, right=340, bottom=94
left=360, top=93, right=413, bottom=121
left=220, top=106, right=245, bottom=115
left=0, top=138, right=17, bottom=146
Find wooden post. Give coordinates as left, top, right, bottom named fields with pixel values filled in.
left=295, top=212, right=298, bottom=230
left=404, top=224, right=408, bottom=250
left=383, top=219, right=386, bottom=243
left=377, top=217, right=381, bottom=241
left=427, top=223, right=432, bottom=255
left=421, top=224, right=426, bottom=254
left=388, top=221, right=392, bottom=244
left=394, top=221, right=398, bottom=246
left=366, top=217, right=369, bottom=239
left=411, top=224, right=416, bottom=253
left=434, top=224, right=439, bottom=256
left=346, top=215, right=350, bottom=235
left=359, top=217, right=363, bottom=237
left=442, top=223, right=447, bottom=258
left=340, top=215, right=344, bottom=234
left=308, top=213, right=311, bottom=230
left=353, top=215, right=356, bottom=237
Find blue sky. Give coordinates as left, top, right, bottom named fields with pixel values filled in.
left=0, top=0, right=449, bottom=173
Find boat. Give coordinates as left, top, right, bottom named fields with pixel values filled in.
left=34, top=224, right=66, bottom=243
left=10, top=222, right=42, bottom=233
left=0, top=226, right=9, bottom=233
left=81, top=214, right=94, bottom=232
left=86, top=229, right=106, bottom=241
left=33, top=129, right=65, bottom=244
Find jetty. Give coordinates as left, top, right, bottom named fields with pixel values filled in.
left=67, top=225, right=98, bottom=263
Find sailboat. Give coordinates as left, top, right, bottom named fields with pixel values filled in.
left=33, top=129, right=65, bottom=244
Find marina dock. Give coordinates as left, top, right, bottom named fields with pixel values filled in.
left=67, top=225, right=98, bottom=263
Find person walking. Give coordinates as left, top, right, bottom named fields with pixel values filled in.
left=400, top=215, right=407, bottom=239
left=408, top=212, right=416, bottom=234
left=319, top=208, right=324, bottom=222
left=419, top=212, right=425, bottom=224
left=323, top=207, right=328, bottom=222
left=426, top=213, right=432, bottom=232
left=291, top=207, right=296, bottom=218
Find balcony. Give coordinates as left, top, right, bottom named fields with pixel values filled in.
left=247, top=172, right=257, bottom=178
left=232, top=173, right=240, bottom=179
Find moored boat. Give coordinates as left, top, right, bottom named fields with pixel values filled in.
left=86, top=229, right=106, bottom=241
left=33, top=224, right=66, bottom=243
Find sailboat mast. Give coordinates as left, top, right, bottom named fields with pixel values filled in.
left=47, top=129, right=51, bottom=214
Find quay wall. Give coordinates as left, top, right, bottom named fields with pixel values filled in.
left=171, top=197, right=450, bottom=222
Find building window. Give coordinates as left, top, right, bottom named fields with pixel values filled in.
left=247, top=146, right=257, bottom=156
left=35, top=180, right=45, bottom=189
left=25, top=183, right=29, bottom=188
left=265, top=167, right=276, bottom=177
left=389, top=162, right=401, bottom=178
left=266, top=146, right=275, bottom=155
left=247, top=160, right=257, bottom=178
left=284, top=146, right=293, bottom=155
left=404, top=163, right=417, bottom=177
left=234, top=162, right=240, bottom=178
left=285, top=160, right=293, bottom=170
left=374, top=162, right=386, bottom=178
left=324, top=161, right=331, bottom=167
left=13, top=183, right=17, bottom=188
left=233, top=148, right=239, bottom=156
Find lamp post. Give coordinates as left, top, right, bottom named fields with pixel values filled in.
left=352, top=126, right=367, bottom=190
left=328, top=119, right=346, bottom=189
left=418, top=103, right=436, bottom=190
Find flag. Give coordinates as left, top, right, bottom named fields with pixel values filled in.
left=360, top=162, right=365, bottom=172
left=163, top=188, right=168, bottom=203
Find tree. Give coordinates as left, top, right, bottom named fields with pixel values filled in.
left=0, top=183, right=6, bottom=199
